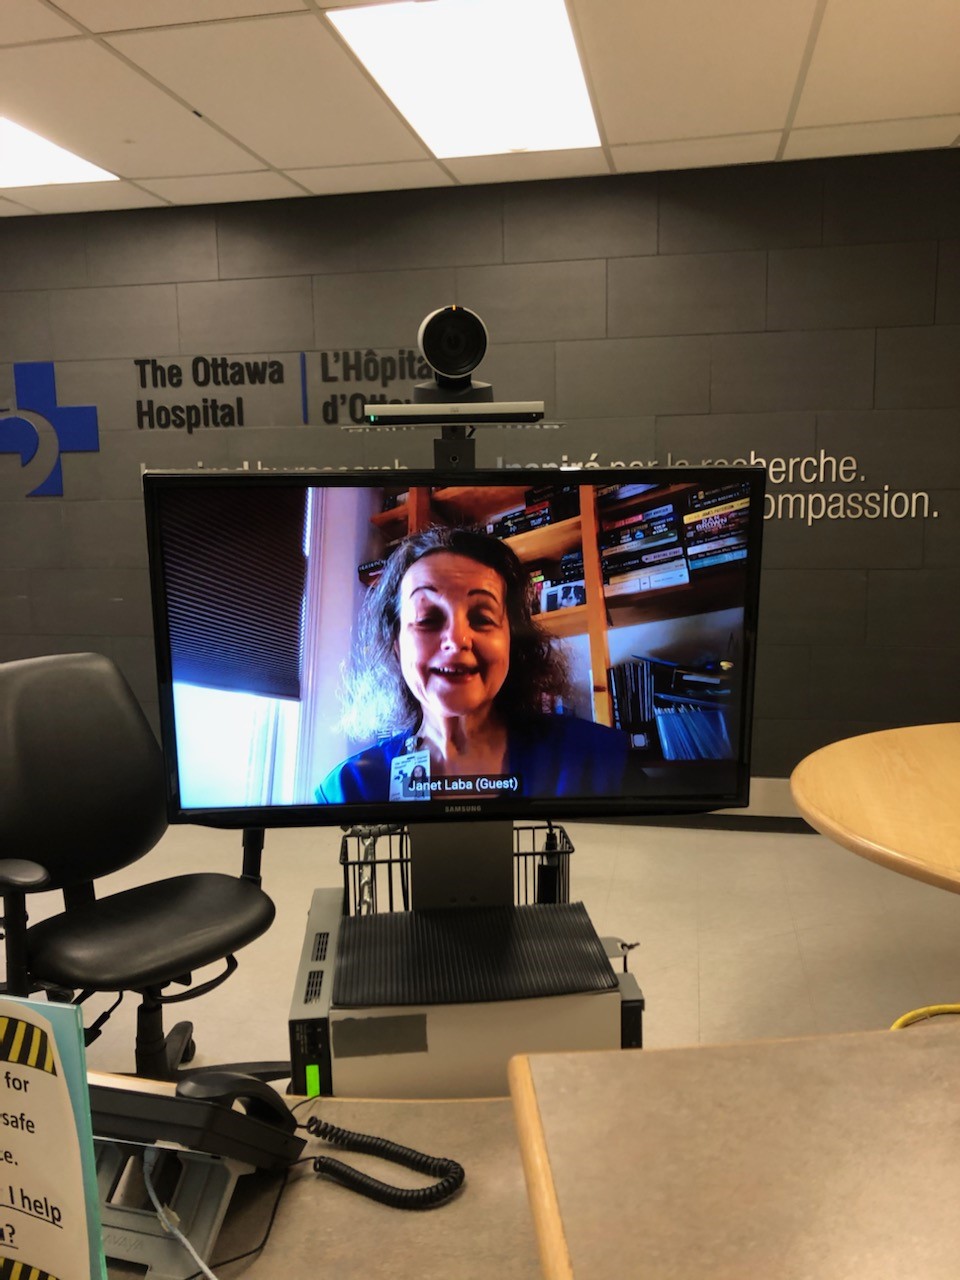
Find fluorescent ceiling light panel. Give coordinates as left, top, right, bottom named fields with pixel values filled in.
left=330, top=0, right=600, bottom=158
left=0, top=117, right=118, bottom=187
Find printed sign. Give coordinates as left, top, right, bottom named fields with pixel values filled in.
left=0, top=999, right=105, bottom=1280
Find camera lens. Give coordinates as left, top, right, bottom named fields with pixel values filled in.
left=418, top=307, right=488, bottom=378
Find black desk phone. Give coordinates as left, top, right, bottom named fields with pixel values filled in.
left=89, top=1071, right=305, bottom=1171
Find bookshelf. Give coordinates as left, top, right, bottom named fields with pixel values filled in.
left=359, top=479, right=750, bottom=749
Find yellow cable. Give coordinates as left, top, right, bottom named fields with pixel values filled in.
left=890, top=1004, right=960, bottom=1030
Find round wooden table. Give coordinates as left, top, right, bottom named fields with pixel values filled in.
left=790, top=722, right=960, bottom=894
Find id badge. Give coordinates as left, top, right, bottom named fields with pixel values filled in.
left=390, top=749, right=431, bottom=802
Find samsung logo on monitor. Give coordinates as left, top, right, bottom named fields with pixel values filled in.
left=444, top=804, right=482, bottom=814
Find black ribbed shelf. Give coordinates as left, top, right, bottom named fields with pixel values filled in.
left=333, top=902, right=617, bottom=1008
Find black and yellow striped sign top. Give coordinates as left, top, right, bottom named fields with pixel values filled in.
left=0, top=1259, right=62, bottom=1279
left=0, top=1017, right=56, bottom=1075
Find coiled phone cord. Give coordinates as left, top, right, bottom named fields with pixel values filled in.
left=304, top=1114, right=465, bottom=1209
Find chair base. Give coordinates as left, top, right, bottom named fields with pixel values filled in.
left=179, top=1060, right=292, bottom=1086
left=135, top=999, right=196, bottom=1081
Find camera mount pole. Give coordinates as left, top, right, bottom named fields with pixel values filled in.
left=433, top=422, right=476, bottom=472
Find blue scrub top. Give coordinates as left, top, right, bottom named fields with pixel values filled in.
left=316, top=713, right=635, bottom=804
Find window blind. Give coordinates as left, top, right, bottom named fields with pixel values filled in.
left=158, top=485, right=308, bottom=699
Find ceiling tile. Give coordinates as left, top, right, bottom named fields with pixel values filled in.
left=784, top=118, right=960, bottom=161
left=53, top=1, right=307, bottom=31
left=0, top=198, right=35, bottom=216
left=614, top=134, right=781, bottom=173
left=138, top=170, right=307, bottom=204
left=795, top=0, right=960, bottom=127
left=571, top=0, right=820, bottom=143
left=0, top=0, right=80, bottom=44
left=0, top=40, right=262, bottom=177
left=3, top=180, right=166, bottom=213
left=290, top=160, right=453, bottom=195
left=445, top=149, right=611, bottom=185
left=0, top=0, right=957, bottom=218
left=107, top=13, right=430, bottom=169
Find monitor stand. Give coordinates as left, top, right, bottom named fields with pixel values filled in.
left=406, top=819, right=514, bottom=909
left=288, top=822, right=645, bottom=1098
left=286, top=423, right=643, bottom=1095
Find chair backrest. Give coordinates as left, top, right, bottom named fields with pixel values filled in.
left=0, top=652, right=168, bottom=890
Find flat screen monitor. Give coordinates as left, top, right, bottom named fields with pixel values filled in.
left=143, top=468, right=764, bottom=830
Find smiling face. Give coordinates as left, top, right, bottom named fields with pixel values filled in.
left=396, top=551, right=511, bottom=726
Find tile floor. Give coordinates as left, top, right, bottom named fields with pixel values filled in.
left=39, top=816, right=958, bottom=1078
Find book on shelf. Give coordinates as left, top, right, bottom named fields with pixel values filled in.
left=688, top=547, right=748, bottom=571
left=602, top=539, right=679, bottom=572
left=604, top=546, right=686, bottom=583
left=654, top=702, right=733, bottom=760
left=604, top=561, right=691, bottom=596
left=380, top=490, right=409, bottom=512
left=597, top=482, right=658, bottom=503
left=683, top=494, right=750, bottom=525
left=684, top=507, right=749, bottom=539
left=357, top=558, right=386, bottom=585
left=601, top=501, right=675, bottom=533
left=557, top=549, right=584, bottom=583
left=686, top=479, right=752, bottom=515
left=528, top=484, right=579, bottom=521
left=600, top=525, right=677, bottom=552
left=608, top=654, right=735, bottom=757
left=527, top=562, right=548, bottom=613
left=686, top=532, right=748, bottom=560
left=670, top=670, right=731, bottom=694
left=608, top=656, right=656, bottom=729
left=486, top=485, right=579, bottom=540
left=639, top=544, right=685, bottom=567
left=489, top=507, right=554, bottom=539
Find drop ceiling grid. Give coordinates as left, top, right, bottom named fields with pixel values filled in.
left=0, top=0, right=79, bottom=44
left=793, top=0, right=960, bottom=127
left=0, top=0, right=957, bottom=214
left=612, top=133, right=782, bottom=175
left=51, top=0, right=310, bottom=32
left=0, top=38, right=262, bottom=177
left=784, top=116, right=960, bottom=161
left=291, top=159, right=453, bottom=195
left=137, top=170, right=308, bottom=206
left=105, top=12, right=430, bottom=170
left=569, top=0, right=823, bottom=144
left=0, top=180, right=166, bottom=215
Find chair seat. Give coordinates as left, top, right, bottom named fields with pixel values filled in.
left=26, top=873, right=276, bottom=991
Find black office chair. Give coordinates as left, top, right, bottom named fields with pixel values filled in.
left=0, top=652, right=277, bottom=1080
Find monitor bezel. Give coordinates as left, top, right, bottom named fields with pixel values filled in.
left=143, top=466, right=765, bottom=830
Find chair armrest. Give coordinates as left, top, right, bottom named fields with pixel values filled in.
left=0, top=860, right=50, bottom=893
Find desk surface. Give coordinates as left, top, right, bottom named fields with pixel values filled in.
left=108, top=1094, right=540, bottom=1280
left=789, top=722, right=960, bottom=892
left=510, top=1024, right=960, bottom=1280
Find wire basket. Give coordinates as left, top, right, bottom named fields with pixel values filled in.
left=339, top=823, right=574, bottom=916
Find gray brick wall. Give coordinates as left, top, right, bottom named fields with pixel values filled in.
left=1, top=148, right=958, bottom=778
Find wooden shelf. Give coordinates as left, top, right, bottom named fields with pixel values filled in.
left=536, top=604, right=589, bottom=639
left=432, top=485, right=528, bottom=525
left=370, top=503, right=410, bottom=530
left=604, top=566, right=746, bottom=624
left=505, top=516, right=582, bottom=562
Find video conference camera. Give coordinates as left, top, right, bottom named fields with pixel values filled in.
left=415, top=305, right=493, bottom=404
left=362, top=305, right=545, bottom=427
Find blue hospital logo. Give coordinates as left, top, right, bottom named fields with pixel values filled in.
left=0, top=362, right=100, bottom=497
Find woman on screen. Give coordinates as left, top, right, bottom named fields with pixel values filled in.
left=316, top=526, right=637, bottom=805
